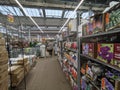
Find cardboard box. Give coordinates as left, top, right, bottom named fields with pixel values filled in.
left=0, top=51, right=8, bottom=63
left=9, top=66, right=23, bottom=74
left=0, top=71, right=8, bottom=82
left=24, top=62, right=30, bottom=74
left=97, top=43, right=114, bottom=65
left=0, top=38, right=5, bottom=45
left=11, top=70, right=24, bottom=87
left=92, top=14, right=105, bottom=34
left=17, top=58, right=28, bottom=65
left=11, top=70, right=24, bottom=83
left=0, top=64, right=8, bottom=74
left=101, top=77, right=120, bottom=90
left=114, top=43, right=120, bottom=67
left=0, top=77, right=8, bottom=90
left=105, top=4, right=120, bottom=31
left=82, top=24, right=89, bottom=36
left=82, top=43, right=89, bottom=55
left=88, top=43, right=97, bottom=58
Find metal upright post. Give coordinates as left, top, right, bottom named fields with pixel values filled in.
left=20, top=25, right=26, bottom=90
left=77, top=11, right=81, bottom=90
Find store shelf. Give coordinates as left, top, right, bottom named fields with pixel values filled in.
left=68, top=72, right=77, bottom=84
left=80, top=54, right=120, bottom=72
left=64, top=33, right=77, bottom=38
left=80, top=28, right=120, bottom=39
left=64, top=55, right=77, bottom=71
left=87, top=78, right=100, bottom=90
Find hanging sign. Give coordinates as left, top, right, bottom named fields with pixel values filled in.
left=7, top=14, right=14, bottom=22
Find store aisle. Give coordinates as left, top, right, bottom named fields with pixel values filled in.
left=18, top=57, right=72, bottom=90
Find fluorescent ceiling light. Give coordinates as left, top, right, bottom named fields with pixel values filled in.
left=58, top=0, right=84, bottom=33
left=14, top=0, right=44, bottom=33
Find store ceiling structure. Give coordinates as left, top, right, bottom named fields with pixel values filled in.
left=0, top=0, right=119, bottom=38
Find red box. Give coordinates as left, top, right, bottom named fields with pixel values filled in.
left=114, top=43, right=120, bottom=67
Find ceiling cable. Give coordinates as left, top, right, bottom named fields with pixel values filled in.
left=58, top=0, right=84, bottom=33
left=14, top=0, right=44, bottom=33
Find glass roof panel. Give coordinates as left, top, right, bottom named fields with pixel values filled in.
left=0, top=5, right=43, bottom=17
left=64, top=10, right=76, bottom=18
left=25, top=7, right=43, bottom=17
left=0, top=5, right=23, bottom=16
left=45, top=9, right=62, bottom=18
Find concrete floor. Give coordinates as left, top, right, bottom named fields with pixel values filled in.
left=16, top=57, right=72, bottom=90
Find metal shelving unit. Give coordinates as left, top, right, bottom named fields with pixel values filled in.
left=80, top=54, right=120, bottom=72
left=81, top=28, right=120, bottom=39
left=79, top=22, right=120, bottom=90
left=65, top=48, right=77, bottom=53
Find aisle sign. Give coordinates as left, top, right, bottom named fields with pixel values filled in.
left=7, top=14, right=14, bottom=23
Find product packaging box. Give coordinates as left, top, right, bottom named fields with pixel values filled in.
left=88, top=43, right=97, bottom=58
left=0, top=51, right=8, bottom=62
left=82, top=24, right=89, bottom=36
left=97, top=43, right=114, bottom=65
left=92, top=14, right=105, bottom=34
left=0, top=71, right=8, bottom=82
left=0, top=64, right=8, bottom=74
left=101, top=77, right=120, bottom=90
left=0, top=38, right=5, bottom=45
left=105, top=3, right=120, bottom=31
left=82, top=43, right=89, bottom=55
left=0, top=77, right=8, bottom=90
left=88, top=22, right=94, bottom=35
left=114, top=43, right=120, bottom=67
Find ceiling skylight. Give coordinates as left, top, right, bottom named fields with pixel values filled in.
left=64, top=10, right=76, bottom=18
left=25, top=8, right=43, bottom=17
left=45, top=9, right=62, bottom=18
left=0, top=5, right=23, bottom=16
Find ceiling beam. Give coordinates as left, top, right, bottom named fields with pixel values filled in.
left=0, top=14, right=67, bottom=27
left=42, top=8, right=46, bottom=18
left=61, top=10, right=65, bottom=19
left=0, top=0, right=106, bottom=11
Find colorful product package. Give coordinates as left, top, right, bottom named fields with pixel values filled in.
left=101, top=77, right=120, bottom=90
left=88, top=43, right=97, bottom=58
left=91, top=14, right=105, bottom=34
left=82, top=24, right=89, bottom=36
left=88, top=21, right=94, bottom=35
left=114, top=43, right=120, bottom=67
left=97, top=43, right=114, bottom=65
left=82, top=43, right=89, bottom=55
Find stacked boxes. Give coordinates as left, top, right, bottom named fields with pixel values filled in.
left=9, top=66, right=24, bottom=87
left=9, top=57, right=30, bottom=87
left=82, top=14, right=105, bottom=36
left=82, top=43, right=120, bottom=67
left=0, top=35, right=8, bottom=90
left=82, top=43, right=97, bottom=58
left=105, top=3, right=120, bottom=31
